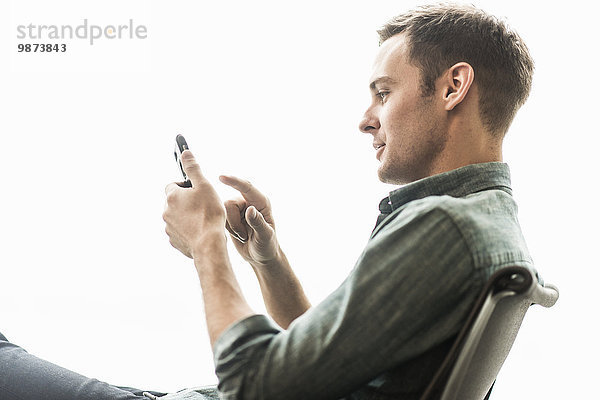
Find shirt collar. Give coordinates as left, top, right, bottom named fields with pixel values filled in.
left=378, top=162, right=512, bottom=215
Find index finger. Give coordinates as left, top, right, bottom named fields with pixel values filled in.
left=219, top=175, right=269, bottom=208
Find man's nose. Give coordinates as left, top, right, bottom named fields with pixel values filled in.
left=358, top=108, right=380, bottom=134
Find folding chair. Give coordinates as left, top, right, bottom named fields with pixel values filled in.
left=420, top=266, right=559, bottom=400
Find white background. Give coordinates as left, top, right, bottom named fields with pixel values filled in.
left=0, top=0, right=597, bottom=397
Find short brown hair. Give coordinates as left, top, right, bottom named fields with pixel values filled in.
left=378, top=3, right=534, bottom=136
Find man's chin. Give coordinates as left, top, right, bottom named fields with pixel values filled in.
left=377, top=164, right=411, bottom=185
left=377, top=165, right=398, bottom=185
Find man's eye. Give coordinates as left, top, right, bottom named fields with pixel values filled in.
left=377, top=91, right=389, bottom=102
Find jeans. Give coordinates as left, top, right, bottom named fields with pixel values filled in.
left=0, top=330, right=167, bottom=400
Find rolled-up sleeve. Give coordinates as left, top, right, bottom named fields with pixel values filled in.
left=213, top=315, right=282, bottom=399
left=213, top=206, right=479, bottom=400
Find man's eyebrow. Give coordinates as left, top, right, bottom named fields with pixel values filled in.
left=369, top=76, right=396, bottom=91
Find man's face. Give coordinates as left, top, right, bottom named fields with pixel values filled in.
left=359, top=33, right=448, bottom=185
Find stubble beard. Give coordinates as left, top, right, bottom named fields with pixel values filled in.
left=378, top=100, right=447, bottom=185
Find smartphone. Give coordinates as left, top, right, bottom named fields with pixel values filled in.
left=174, top=134, right=192, bottom=187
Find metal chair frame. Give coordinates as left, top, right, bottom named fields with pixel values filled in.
left=420, top=266, right=559, bottom=400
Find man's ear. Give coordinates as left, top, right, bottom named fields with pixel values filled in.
left=441, top=62, right=475, bottom=111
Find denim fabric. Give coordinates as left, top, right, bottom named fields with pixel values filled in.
left=146, top=387, right=219, bottom=400
left=213, top=162, right=535, bottom=400
left=0, top=332, right=220, bottom=399
left=0, top=333, right=162, bottom=399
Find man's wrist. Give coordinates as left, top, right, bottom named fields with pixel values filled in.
left=249, top=245, right=286, bottom=272
left=190, top=228, right=228, bottom=261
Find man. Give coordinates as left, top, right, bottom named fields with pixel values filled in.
left=0, top=3, right=535, bottom=399
left=162, top=3, right=536, bottom=399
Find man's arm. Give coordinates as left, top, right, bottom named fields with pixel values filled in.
left=164, top=151, right=478, bottom=399
left=163, top=151, right=255, bottom=345
left=220, top=175, right=311, bottom=328
left=211, top=207, right=479, bottom=399
left=191, top=231, right=255, bottom=346
left=248, top=245, right=311, bottom=329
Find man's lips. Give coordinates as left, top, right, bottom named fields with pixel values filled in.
left=374, top=143, right=386, bottom=160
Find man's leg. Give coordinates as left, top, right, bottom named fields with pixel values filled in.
left=0, top=331, right=166, bottom=400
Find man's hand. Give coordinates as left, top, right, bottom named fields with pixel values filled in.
left=219, top=175, right=311, bottom=328
left=163, top=150, right=226, bottom=259
left=219, top=175, right=280, bottom=267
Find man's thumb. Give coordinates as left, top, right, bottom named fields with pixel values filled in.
left=245, top=206, right=270, bottom=237
left=181, top=150, right=203, bottom=184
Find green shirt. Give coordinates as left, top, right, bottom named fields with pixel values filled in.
left=212, top=162, right=535, bottom=400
